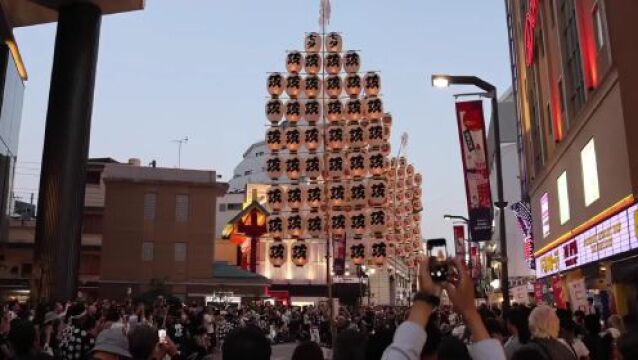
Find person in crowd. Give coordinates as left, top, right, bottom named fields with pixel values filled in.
left=606, top=315, right=623, bottom=339
left=437, top=336, right=471, bottom=360
left=90, top=327, right=132, bottom=360
left=366, top=328, right=395, bottom=360
left=221, top=325, right=270, bottom=360
left=559, top=317, right=590, bottom=360
left=291, top=341, right=324, bottom=360
left=511, top=346, right=548, bottom=360
left=583, top=314, right=610, bottom=360
left=522, top=305, right=577, bottom=360
left=333, top=329, right=367, bottom=360
left=8, top=319, right=52, bottom=360
left=59, top=303, right=97, bottom=360
left=382, top=256, right=506, bottom=360
left=128, top=324, right=178, bottom=360
left=485, top=318, right=506, bottom=344
left=504, top=307, right=531, bottom=359
left=617, top=323, right=638, bottom=360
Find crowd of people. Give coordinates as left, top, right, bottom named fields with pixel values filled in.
left=0, top=258, right=636, bottom=360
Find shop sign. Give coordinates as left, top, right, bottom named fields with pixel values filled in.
left=541, top=193, right=550, bottom=238
left=453, top=225, right=466, bottom=259
left=533, top=281, right=544, bottom=304
left=512, top=285, right=530, bottom=305
left=567, top=278, right=588, bottom=312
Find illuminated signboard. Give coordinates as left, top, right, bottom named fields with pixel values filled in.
left=541, top=193, right=550, bottom=238
left=536, top=204, right=638, bottom=278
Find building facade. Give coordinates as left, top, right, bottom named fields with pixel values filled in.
left=228, top=141, right=268, bottom=192
left=507, top=0, right=638, bottom=314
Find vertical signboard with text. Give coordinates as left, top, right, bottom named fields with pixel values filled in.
left=453, top=225, right=466, bottom=260
left=333, top=234, right=346, bottom=276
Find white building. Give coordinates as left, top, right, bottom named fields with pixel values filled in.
left=228, top=141, right=269, bottom=193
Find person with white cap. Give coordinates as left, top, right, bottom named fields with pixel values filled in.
left=91, top=327, right=132, bottom=360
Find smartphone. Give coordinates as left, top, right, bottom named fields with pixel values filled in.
left=427, top=238, right=449, bottom=282
left=158, top=329, right=167, bottom=344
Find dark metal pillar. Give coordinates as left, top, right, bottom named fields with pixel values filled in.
left=33, top=2, right=102, bottom=303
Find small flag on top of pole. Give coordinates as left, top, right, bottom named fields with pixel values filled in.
left=319, top=0, right=331, bottom=27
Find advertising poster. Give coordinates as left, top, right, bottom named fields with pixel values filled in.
left=551, top=276, right=566, bottom=309
left=332, top=234, right=346, bottom=276
left=455, top=100, right=493, bottom=242
left=453, top=225, right=466, bottom=259
left=533, top=282, right=544, bottom=305
left=567, top=278, right=588, bottom=312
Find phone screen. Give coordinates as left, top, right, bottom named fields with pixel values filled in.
left=427, top=239, right=449, bottom=282
left=158, top=329, right=167, bottom=343
left=427, top=239, right=448, bottom=261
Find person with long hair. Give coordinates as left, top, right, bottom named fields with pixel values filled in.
left=504, top=307, right=532, bottom=359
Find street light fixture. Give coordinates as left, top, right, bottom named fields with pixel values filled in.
left=443, top=214, right=470, bottom=224
left=431, top=74, right=511, bottom=313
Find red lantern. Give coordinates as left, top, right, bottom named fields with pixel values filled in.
left=266, top=126, right=282, bottom=152
left=368, top=151, right=388, bottom=176
left=364, top=72, right=381, bottom=96
left=304, top=184, right=323, bottom=209
left=325, top=99, right=343, bottom=122
left=267, top=214, right=285, bottom=239
left=267, top=186, right=285, bottom=212
left=306, top=213, right=323, bottom=237
left=368, top=179, right=387, bottom=206
left=414, top=173, right=423, bottom=186
left=367, top=123, right=384, bottom=147
left=365, top=97, right=383, bottom=121
left=325, top=75, right=342, bottom=98
left=267, top=73, right=285, bottom=97
left=371, top=241, right=387, bottom=265
left=286, top=74, right=303, bottom=98
left=412, top=198, right=423, bottom=212
left=344, top=74, right=362, bottom=97
left=412, top=213, right=421, bottom=223
left=267, top=155, right=283, bottom=179
left=347, top=123, right=366, bottom=149
left=303, top=155, right=322, bottom=180
left=348, top=181, right=367, bottom=208
left=284, top=127, right=302, bottom=152
left=286, top=184, right=303, bottom=211
left=328, top=182, right=346, bottom=207
left=285, top=156, right=301, bottom=180
left=292, top=241, right=308, bottom=267
left=304, top=99, right=321, bottom=124
left=345, top=98, right=363, bottom=122
left=369, top=209, right=387, bottom=234
left=286, top=51, right=304, bottom=73
left=349, top=211, right=366, bottom=236
left=343, top=51, right=361, bottom=74
left=407, top=164, right=415, bottom=178
left=330, top=211, right=347, bottom=235
left=326, top=124, right=345, bottom=151
left=413, top=187, right=422, bottom=199
left=327, top=153, right=346, bottom=178
left=304, top=75, right=322, bottom=98
left=305, top=32, right=321, bottom=53
left=303, top=126, right=321, bottom=152
left=348, top=152, right=367, bottom=178
left=269, top=242, right=286, bottom=268
left=286, top=213, right=304, bottom=238
left=382, top=113, right=393, bottom=127
left=304, top=53, right=322, bottom=75
left=285, top=99, right=303, bottom=124
left=380, top=143, right=391, bottom=157
left=324, top=53, right=342, bottom=75
left=350, top=243, right=365, bottom=265
left=266, top=99, right=284, bottom=124
left=325, top=32, right=343, bottom=53
left=398, top=157, right=407, bottom=168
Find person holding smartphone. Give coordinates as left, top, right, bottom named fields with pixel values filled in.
left=381, top=256, right=506, bottom=360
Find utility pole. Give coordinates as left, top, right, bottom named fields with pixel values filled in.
left=172, top=136, right=188, bottom=168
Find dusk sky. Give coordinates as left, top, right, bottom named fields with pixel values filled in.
left=12, top=0, right=511, bottom=243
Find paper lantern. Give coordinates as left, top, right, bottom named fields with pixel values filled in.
left=286, top=75, right=303, bottom=98
left=327, top=154, right=345, bottom=178
left=267, top=186, right=285, bottom=212
left=347, top=123, right=366, bottom=149
left=267, top=155, right=283, bottom=179
left=269, top=242, right=286, bottom=267
left=396, top=190, right=404, bottom=202
left=305, top=32, right=321, bottom=53
left=364, top=72, right=381, bottom=96
left=368, top=151, right=388, bottom=176
left=343, top=51, right=361, bottom=74
left=380, top=143, right=391, bottom=157
left=412, top=213, right=421, bottom=223
left=304, top=53, right=322, bottom=75
left=344, top=74, right=362, bottom=97
left=305, top=184, right=323, bottom=209
left=350, top=243, right=365, bottom=265
left=412, top=198, right=423, bottom=212
left=348, top=182, right=367, bottom=207
left=405, top=175, right=414, bottom=187
left=325, top=32, right=343, bottom=53
left=286, top=213, right=303, bottom=238
left=303, top=126, right=321, bottom=152
left=324, top=53, right=342, bottom=75
left=325, top=99, right=343, bottom=122
left=325, top=75, right=342, bottom=98
left=365, top=97, right=383, bottom=120
left=368, top=179, right=387, bottom=206
left=286, top=51, right=304, bottom=73
left=330, top=211, right=347, bottom=235
left=267, top=73, right=285, bottom=97
left=413, top=187, right=422, bottom=199
left=304, top=75, right=322, bottom=98
left=287, top=185, right=303, bottom=211
left=383, top=124, right=392, bottom=142
left=285, top=100, right=303, bottom=124
left=406, top=164, right=415, bottom=178
left=292, top=241, right=308, bottom=267
left=326, top=125, right=345, bottom=151
left=304, top=99, right=321, bottom=124
left=404, top=189, right=413, bottom=201
left=285, top=127, right=302, bottom=152
left=349, top=211, right=366, bottom=236
left=367, top=123, right=384, bottom=147
left=266, top=126, right=282, bottom=152
left=414, top=173, right=422, bottom=186
left=345, top=98, right=363, bottom=122
left=372, top=242, right=387, bottom=265
left=266, top=99, right=284, bottom=124
left=306, top=213, right=323, bottom=237
left=328, top=183, right=346, bottom=207
left=403, top=202, right=413, bottom=216
left=285, top=156, right=302, bottom=180
left=369, top=209, right=387, bottom=234
left=267, top=214, right=285, bottom=239
left=303, top=156, right=322, bottom=180
left=398, top=157, right=407, bottom=168
left=382, top=113, right=393, bottom=127
left=348, top=152, right=367, bottom=178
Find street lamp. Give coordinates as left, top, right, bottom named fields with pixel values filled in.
left=431, top=74, right=511, bottom=313
left=443, top=214, right=470, bottom=224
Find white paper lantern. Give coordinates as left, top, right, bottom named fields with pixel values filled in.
left=304, top=75, right=322, bottom=99
left=412, top=213, right=421, bottom=223
left=303, top=155, right=322, bottom=180
left=286, top=51, right=304, bottom=73
left=382, top=113, right=393, bottom=127
left=267, top=185, right=285, bottom=212
left=330, top=211, right=347, bottom=235
left=364, top=72, right=381, bottom=96
left=286, top=213, right=304, bottom=238
left=414, top=173, right=422, bottom=186
left=305, top=32, right=321, bottom=53
left=267, top=73, right=285, bottom=97
left=305, top=184, right=323, bottom=209
left=413, top=187, right=422, bottom=200
left=325, top=99, right=343, bottom=122
left=325, top=75, right=343, bottom=98
left=327, top=154, right=346, bottom=178
left=368, top=151, right=388, bottom=176
left=324, top=53, right=342, bottom=75
left=365, top=97, right=383, bottom=120
left=407, top=164, right=415, bottom=178
left=343, top=51, right=361, bottom=74
left=269, top=242, right=286, bottom=267
left=347, top=123, right=366, bottom=149
left=284, top=127, right=302, bottom=152
left=304, top=100, right=321, bottom=124
left=304, top=53, right=322, bottom=75
left=267, top=214, right=285, bottom=239
left=285, top=156, right=302, bottom=180
left=371, top=241, right=387, bottom=265
left=292, top=241, right=308, bottom=266
left=303, top=126, right=321, bottom=152
left=350, top=243, right=366, bottom=265
left=368, top=179, right=387, bottom=206
left=267, top=155, right=283, bottom=179
left=347, top=152, right=367, bottom=178
left=266, top=126, right=282, bottom=152
left=325, top=32, right=343, bottom=53
left=349, top=210, right=366, bottom=236
left=328, top=183, right=347, bottom=207
left=286, top=185, right=303, bottom=211
left=380, top=143, right=391, bottom=157
left=286, top=74, right=303, bottom=98
left=285, top=100, right=303, bottom=124
left=326, top=124, right=345, bottom=151
left=266, top=99, right=284, bottom=124
left=345, top=98, right=363, bottom=122
left=344, top=74, right=362, bottom=97
left=306, top=213, right=323, bottom=237
left=398, top=157, right=407, bottom=168
left=412, top=198, right=423, bottom=212
left=369, top=209, right=387, bottom=234
left=348, top=181, right=367, bottom=207
left=367, top=123, right=384, bottom=147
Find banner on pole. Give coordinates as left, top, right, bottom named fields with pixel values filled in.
left=332, top=234, right=346, bottom=276
left=453, top=225, right=466, bottom=259
left=455, top=100, right=493, bottom=242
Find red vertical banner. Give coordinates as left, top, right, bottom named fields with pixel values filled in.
left=470, top=243, right=480, bottom=280
left=551, top=276, right=566, bottom=309
left=534, top=282, right=544, bottom=304
left=453, top=225, right=466, bottom=260
left=333, top=234, right=346, bottom=276
left=455, top=101, right=493, bottom=242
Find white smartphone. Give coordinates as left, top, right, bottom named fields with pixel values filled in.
left=158, top=329, right=167, bottom=343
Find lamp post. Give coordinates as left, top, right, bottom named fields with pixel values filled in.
left=432, top=75, right=510, bottom=313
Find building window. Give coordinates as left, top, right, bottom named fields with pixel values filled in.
left=175, top=243, right=187, bottom=262
left=144, top=193, right=157, bottom=221
left=592, top=4, right=605, bottom=50
left=21, top=264, right=32, bottom=277
left=558, top=79, right=568, bottom=130
left=581, top=138, right=600, bottom=206
left=176, top=194, right=189, bottom=222
left=541, top=193, right=550, bottom=238
left=244, top=170, right=252, bottom=176
left=219, top=203, right=227, bottom=212
left=142, top=242, right=154, bottom=261
left=227, top=203, right=243, bottom=211
left=559, top=0, right=586, bottom=117
left=86, top=171, right=101, bottom=185
left=546, top=103, right=554, bottom=140
left=557, top=171, right=570, bottom=224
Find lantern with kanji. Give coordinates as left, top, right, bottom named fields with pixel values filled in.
left=286, top=74, right=303, bottom=99
left=306, top=213, right=323, bottom=237
left=350, top=243, right=365, bottom=265
left=412, top=212, right=421, bottom=223
left=285, top=127, right=302, bottom=152
left=304, top=75, right=321, bottom=98
left=345, top=98, right=363, bottom=122
left=286, top=51, right=303, bottom=73
left=267, top=73, right=285, bottom=97
left=371, top=241, right=387, bottom=265
left=369, top=209, right=387, bottom=234
left=367, top=123, right=384, bottom=147
left=348, top=152, right=366, bottom=178
left=368, top=179, right=387, bottom=206
left=364, top=72, right=381, bottom=96
left=347, top=123, right=366, bottom=149
left=305, top=32, right=321, bottom=53
left=328, top=182, right=346, bottom=207
left=267, top=214, right=285, bottom=239
left=414, top=173, right=422, bottom=186
left=303, top=155, right=322, bottom=180
left=267, top=155, right=283, bottom=179
left=349, top=211, right=366, bottom=236
left=266, top=127, right=282, bottom=152
left=324, top=53, right=341, bottom=75
left=327, top=153, right=345, bottom=178
left=412, top=198, right=423, bottom=212
left=266, top=99, right=284, bottom=124
left=286, top=213, right=303, bottom=238
left=325, top=32, right=343, bottom=52
left=365, top=97, right=383, bottom=120
left=303, top=126, right=321, bottom=152
left=285, top=99, right=303, bottom=124
left=304, top=99, right=321, bottom=124
left=380, top=143, right=391, bottom=157
left=398, top=157, right=407, bottom=168
left=382, top=113, right=393, bottom=127
left=413, top=187, right=422, bottom=200
left=267, top=186, right=285, bottom=212
left=348, top=181, right=367, bottom=207
left=343, top=51, right=360, bottom=73
left=285, top=156, right=301, bottom=180
left=304, top=53, right=322, bottom=75
left=368, top=151, right=388, bottom=176
left=344, top=74, right=362, bottom=97
left=287, top=185, right=303, bottom=211
left=325, top=75, right=342, bottom=98
left=305, top=184, right=323, bottom=209
left=269, top=242, right=286, bottom=267
left=406, top=164, right=415, bottom=178
left=325, top=99, right=343, bottom=122
left=326, top=125, right=345, bottom=151
left=331, top=211, right=347, bottom=235
left=292, top=241, right=308, bottom=267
